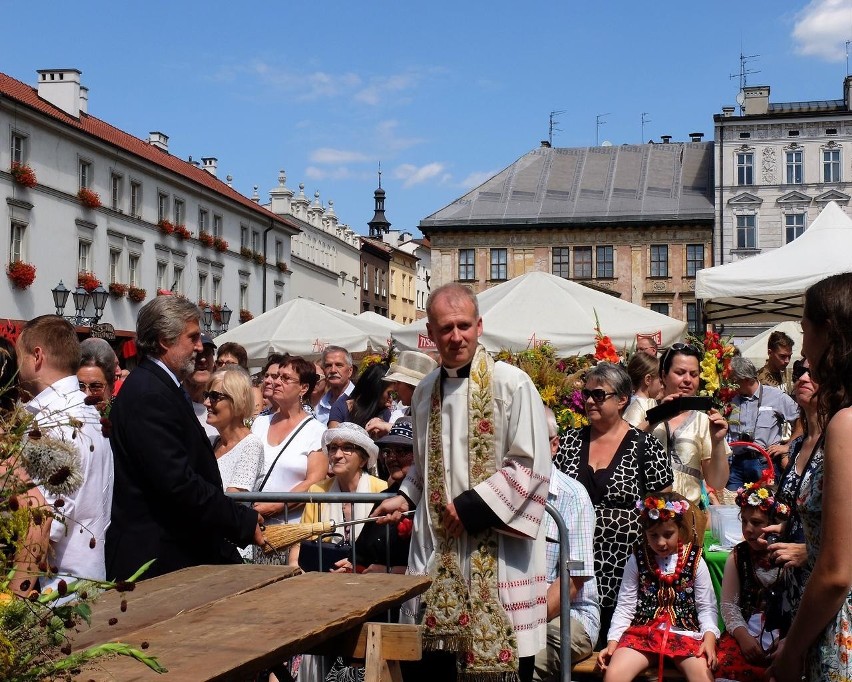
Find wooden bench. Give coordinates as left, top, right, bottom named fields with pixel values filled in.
left=571, top=651, right=687, bottom=680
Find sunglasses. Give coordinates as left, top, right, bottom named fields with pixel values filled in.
left=792, top=365, right=810, bottom=382
left=203, top=390, right=232, bottom=405
left=661, top=342, right=702, bottom=368
left=581, top=388, right=617, bottom=403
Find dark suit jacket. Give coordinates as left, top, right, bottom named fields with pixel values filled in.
left=105, top=357, right=256, bottom=580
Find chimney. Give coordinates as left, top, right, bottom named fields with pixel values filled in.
left=79, top=86, right=89, bottom=114
left=845, top=75, right=852, bottom=111
left=202, top=157, right=218, bottom=177
left=148, top=132, right=169, bottom=152
left=540, top=140, right=551, bottom=148
left=187, top=155, right=200, bottom=167
left=36, top=69, right=82, bottom=118
left=722, top=106, right=736, bottom=117
left=689, top=132, right=704, bottom=142
left=661, top=135, right=672, bottom=144
left=743, top=86, right=770, bottom=116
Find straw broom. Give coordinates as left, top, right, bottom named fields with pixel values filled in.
left=262, top=511, right=414, bottom=553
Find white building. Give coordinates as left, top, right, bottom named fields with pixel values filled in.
left=266, top=172, right=361, bottom=314
left=1, top=68, right=300, bottom=340
left=714, top=77, right=852, bottom=266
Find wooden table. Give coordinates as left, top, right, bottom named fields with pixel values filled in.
left=72, top=564, right=430, bottom=681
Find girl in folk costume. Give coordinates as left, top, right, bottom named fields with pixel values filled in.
left=598, top=493, right=719, bottom=682
left=715, top=482, right=789, bottom=682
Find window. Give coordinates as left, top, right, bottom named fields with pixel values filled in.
left=596, top=245, right=614, bottom=278
left=573, top=247, right=592, bottom=279
left=785, top=213, right=806, bottom=243
left=240, top=225, right=249, bottom=250
left=130, top=181, right=141, bottom=217
left=650, top=245, right=668, bottom=277
left=381, top=272, right=387, bottom=297
left=275, top=239, right=283, bottom=263
left=736, top=214, right=757, bottom=249
left=156, top=262, right=168, bottom=291
left=275, top=291, right=283, bottom=307
left=157, top=193, right=169, bottom=222
left=363, top=264, right=369, bottom=291
left=199, top=208, right=209, bottom=233
left=458, top=249, right=476, bottom=281
left=685, top=302, right=700, bottom=334
left=374, top=267, right=380, bottom=295
left=490, top=248, right=507, bottom=280
left=251, top=230, right=260, bottom=253
left=239, top=283, right=248, bottom=311
left=213, top=214, right=223, bottom=238
left=79, top=160, right=92, bottom=189
left=111, top=174, right=122, bottom=211
left=650, top=302, right=669, bottom=316
left=172, top=266, right=183, bottom=294
left=552, top=247, right=570, bottom=278
left=174, top=199, right=185, bottom=226
left=686, top=244, right=704, bottom=277
left=128, top=254, right=139, bottom=287
left=785, top=150, right=803, bottom=184
left=9, top=222, right=25, bottom=262
left=78, top=241, right=91, bottom=272
left=212, top=276, right=221, bottom=305
left=198, top=272, right=208, bottom=301
left=10, top=134, right=25, bottom=164
left=736, top=152, right=753, bottom=185
left=109, top=249, right=122, bottom=283
left=824, top=149, right=841, bottom=183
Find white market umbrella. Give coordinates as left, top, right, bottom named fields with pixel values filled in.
left=736, top=320, right=803, bottom=365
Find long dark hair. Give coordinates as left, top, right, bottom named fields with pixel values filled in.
left=803, top=273, right=852, bottom=428
left=348, top=363, right=391, bottom=427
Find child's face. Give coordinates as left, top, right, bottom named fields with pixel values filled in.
left=741, top=507, right=770, bottom=551
left=646, top=519, right=680, bottom=557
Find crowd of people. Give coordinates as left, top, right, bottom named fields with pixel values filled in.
left=3, top=273, right=852, bottom=682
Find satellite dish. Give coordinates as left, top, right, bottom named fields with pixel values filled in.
left=736, top=90, right=745, bottom=107
left=601, top=140, right=613, bottom=147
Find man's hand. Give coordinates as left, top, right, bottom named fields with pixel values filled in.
left=365, top=417, right=392, bottom=439
left=372, top=495, right=409, bottom=524
left=252, top=521, right=265, bottom=547
left=441, top=502, right=464, bottom=538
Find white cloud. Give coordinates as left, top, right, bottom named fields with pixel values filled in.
left=793, top=0, right=852, bottom=61
left=305, top=166, right=356, bottom=181
left=375, top=120, right=424, bottom=153
left=459, top=170, right=499, bottom=189
left=355, top=73, right=418, bottom=105
left=310, top=148, right=373, bottom=164
left=393, top=162, right=446, bottom=188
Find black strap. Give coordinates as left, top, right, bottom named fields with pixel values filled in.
left=257, top=416, right=315, bottom=492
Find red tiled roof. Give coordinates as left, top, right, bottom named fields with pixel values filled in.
left=0, top=71, right=298, bottom=232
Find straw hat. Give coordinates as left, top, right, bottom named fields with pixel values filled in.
left=383, top=351, right=437, bottom=387
left=322, top=422, right=379, bottom=472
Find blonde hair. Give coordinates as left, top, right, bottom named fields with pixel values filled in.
left=207, top=365, right=254, bottom=422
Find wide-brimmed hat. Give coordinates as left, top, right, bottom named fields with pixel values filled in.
left=383, top=351, right=437, bottom=387
left=376, top=418, right=413, bottom=447
left=322, top=422, right=379, bottom=472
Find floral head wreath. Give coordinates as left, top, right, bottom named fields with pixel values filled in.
left=636, top=496, right=690, bottom=521
left=735, top=481, right=790, bottom=518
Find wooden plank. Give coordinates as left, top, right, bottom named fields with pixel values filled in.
left=75, top=572, right=430, bottom=681
left=309, top=622, right=421, bottom=660
left=72, top=564, right=299, bottom=651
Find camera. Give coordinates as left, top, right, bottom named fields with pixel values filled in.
left=764, top=532, right=780, bottom=545
left=739, top=432, right=754, bottom=443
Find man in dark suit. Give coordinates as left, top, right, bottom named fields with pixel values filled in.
left=106, top=295, right=263, bottom=580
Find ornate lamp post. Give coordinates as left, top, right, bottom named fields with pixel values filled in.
left=52, top=281, right=109, bottom=326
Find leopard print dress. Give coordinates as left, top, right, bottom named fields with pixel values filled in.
left=553, top=426, right=672, bottom=611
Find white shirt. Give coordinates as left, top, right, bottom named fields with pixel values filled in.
left=26, top=375, right=113, bottom=590
left=314, top=381, right=354, bottom=426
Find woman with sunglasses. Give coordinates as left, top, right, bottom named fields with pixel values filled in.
left=764, top=358, right=821, bottom=638
left=640, top=343, right=730, bottom=509
left=554, top=362, right=673, bottom=647
left=768, top=273, right=852, bottom=682
left=78, top=337, right=119, bottom=404
left=204, top=365, right=263, bottom=495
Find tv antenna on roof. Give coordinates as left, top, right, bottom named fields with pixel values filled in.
left=549, top=110, right=565, bottom=146
left=730, top=51, right=760, bottom=114
left=596, top=113, right=610, bottom=146
left=641, top=112, right=652, bottom=143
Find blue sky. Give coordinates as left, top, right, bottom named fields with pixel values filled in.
left=3, top=0, right=852, bottom=236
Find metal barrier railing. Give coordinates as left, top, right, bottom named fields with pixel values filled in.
left=227, top=492, right=578, bottom=682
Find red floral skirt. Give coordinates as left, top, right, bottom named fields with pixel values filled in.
left=617, top=623, right=704, bottom=660
left=714, top=632, right=768, bottom=682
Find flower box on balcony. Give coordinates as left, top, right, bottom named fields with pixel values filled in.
left=174, top=224, right=191, bottom=240
left=78, top=187, right=101, bottom=209
left=108, top=282, right=129, bottom=298
left=158, top=219, right=175, bottom=236
left=199, top=231, right=214, bottom=247
left=240, top=246, right=253, bottom=259
left=276, top=261, right=289, bottom=273
left=213, top=237, right=229, bottom=253
left=210, top=303, right=222, bottom=323
left=253, top=252, right=266, bottom=266
left=10, top=162, right=37, bottom=188
left=77, top=271, right=102, bottom=293
left=7, top=260, right=36, bottom=289
left=239, top=309, right=254, bottom=323
left=128, top=286, right=147, bottom=303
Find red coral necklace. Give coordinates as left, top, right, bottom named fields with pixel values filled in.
left=648, top=542, right=687, bottom=585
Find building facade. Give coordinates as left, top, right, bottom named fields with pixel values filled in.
left=420, top=141, right=715, bottom=333
left=266, top=171, right=361, bottom=314
left=397, top=236, right=430, bottom=319
left=2, top=68, right=299, bottom=339
left=713, top=77, right=852, bottom=267
left=360, top=238, right=390, bottom=316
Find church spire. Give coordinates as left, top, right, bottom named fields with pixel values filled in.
left=368, top=163, right=391, bottom=238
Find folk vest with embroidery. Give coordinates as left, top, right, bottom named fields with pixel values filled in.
left=733, top=541, right=763, bottom=620
left=632, top=542, right=701, bottom=631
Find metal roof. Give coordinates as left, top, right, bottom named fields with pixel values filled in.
left=768, top=99, right=845, bottom=113
left=420, top=142, right=715, bottom=230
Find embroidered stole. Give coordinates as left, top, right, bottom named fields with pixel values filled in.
left=421, top=346, right=519, bottom=681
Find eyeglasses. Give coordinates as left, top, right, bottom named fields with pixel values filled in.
left=328, top=443, right=361, bottom=456
left=203, top=390, right=232, bottom=405
left=79, top=381, right=106, bottom=394
left=792, top=365, right=810, bottom=382
left=277, top=375, right=302, bottom=385
left=581, top=388, right=617, bottom=403
left=380, top=446, right=413, bottom=460
left=215, top=359, right=238, bottom=368
left=315, top=374, right=327, bottom=383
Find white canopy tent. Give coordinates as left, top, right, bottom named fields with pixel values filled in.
left=696, top=201, right=852, bottom=324
left=736, top=320, right=803, bottom=364
left=357, top=310, right=403, bottom=331
left=392, top=271, right=686, bottom=356
left=212, top=298, right=393, bottom=366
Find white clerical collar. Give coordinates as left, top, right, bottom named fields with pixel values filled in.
left=441, top=363, right=471, bottom=379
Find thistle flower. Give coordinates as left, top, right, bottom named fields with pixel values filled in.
left=20, top=437, right=83, bottom=496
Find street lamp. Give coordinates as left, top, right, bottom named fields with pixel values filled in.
left=52, top=281, right=108, bottom=326
left=202, top=305, right=214, bottom=332
left=51, top=280, right=70, bottom=316
left=220, top=304, right=232, bottom=332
